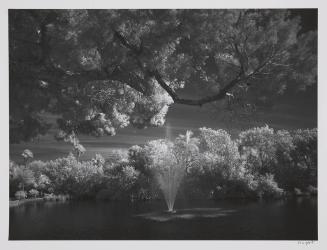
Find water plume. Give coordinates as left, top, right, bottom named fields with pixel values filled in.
left=149, top=128, right=198, bottom=212
left=156, top=161, right=185, bottom=212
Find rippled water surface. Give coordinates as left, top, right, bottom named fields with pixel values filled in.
left=9, top=197, right=317, bottom=240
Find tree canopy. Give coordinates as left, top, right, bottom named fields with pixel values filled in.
left=9, top=9, right=317, bottom=143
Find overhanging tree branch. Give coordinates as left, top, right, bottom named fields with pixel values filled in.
left=30, top=24, right=279, bottom=108
left=113, top=29, right=262, bottom=107
left=150, top=48, right=280, bottom=106
left=19, top=12, right=148, bottom=96
left=152, top=70, right=244, bottom=106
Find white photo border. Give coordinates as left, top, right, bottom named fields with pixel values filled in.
left=0, top=1, right=325, bottom=250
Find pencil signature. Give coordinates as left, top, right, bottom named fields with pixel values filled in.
left=298, top=241, right=317, bottom=246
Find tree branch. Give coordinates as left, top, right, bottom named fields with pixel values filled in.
left=113, top=30, right=142, bottom=55
left=112, top=29, right=276, bottom=107
left=152, top=70, right=243, bottom=106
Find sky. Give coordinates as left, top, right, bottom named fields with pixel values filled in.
left=9, top=9, right=317, bottom=161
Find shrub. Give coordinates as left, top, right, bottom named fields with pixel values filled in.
left=127, top=145, right=160, bottom=199
left=108, top=149, right=128, bottom=163
left=255, top=174, right=284, bottom=198
left=212, top=178, right=258, bottom=200
left=238, top=127, right=317, bottom=193
left=238, top=126, right=277, bottom=175
left=10, top=161, right=21, bottom=196
left=72, top=143, right=86, bottom=160
left=272, top=128, right=317, bottom=191
left=36, top=174, right=52, bottom=194
left=291, top=128, right=317, bottom=187
left=28, top=189, right=40, bottom=198
left=274, top=130, right=295, bottom=165
left=28, top=160, right=47, bottom=177
left=91, top=154, right=105, bottom=168
left=11, top=151, right=144, bottom=201
left=135, top=187, right=154, bottom=200
left=44, top=193, right=56, bottom=201
left=10, top=162, right=36, bottom=194
left=116, top=165, right=140, bottom=191
left=270, top=130, right=298, bottom=190
left=174, top=131, right=200, bottom=164
left=15, top=190, right=27, bottom=200
left=199, top=127, right=240, bottom=166
left=128, top=145, right=151, bottom=175
left=9, top=126, right=317, bottom=202
left=22, top=149, right=34, bottom=161
left=100, top=162, right=140, bottom=200
left=207, top=171, right=283, bottom=200
left=143, top=139, right=176, bottom=168
left=33, top=153, right=106, bottom=198
left=184, top=128, right=246, bottom=198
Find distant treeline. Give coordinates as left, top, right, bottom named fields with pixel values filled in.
left=10, top=126, right=317, bottom=201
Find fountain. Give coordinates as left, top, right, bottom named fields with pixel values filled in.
left=156, top=161, right=184, bottom=213
left=149, top=122, right=178, bottom=213
left=150, top=125, right=197, bottom=213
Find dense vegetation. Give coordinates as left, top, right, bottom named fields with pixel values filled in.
left=10, top=10, right=316, bottom=143
left=10, top=126, right=317, bottom=201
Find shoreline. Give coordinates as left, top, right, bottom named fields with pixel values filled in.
left=10, top=198, right=44, bottom=208
left=9, top=193, right=317, bottom=208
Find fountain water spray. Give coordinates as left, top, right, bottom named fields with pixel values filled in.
left=149, top=127, right=198, bottom=213
left=156, top=160, right=185, bottom=212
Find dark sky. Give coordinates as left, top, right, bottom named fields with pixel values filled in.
left=9, top=9, right=318, bottom=161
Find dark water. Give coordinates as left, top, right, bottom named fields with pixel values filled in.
left=9, top=197, right=317, bottom=240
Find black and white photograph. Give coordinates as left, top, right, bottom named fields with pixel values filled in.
left=3, top=0, right=325, bottom=246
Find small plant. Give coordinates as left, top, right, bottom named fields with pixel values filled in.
left=15, top=190, right=27, bottom=200
left=73, top=143, right=86, bottom=160
left=44, top=193, right=56, bottom=201
left=91, top=154, right=105, bottom=167
left=28, top=189, right=39, bottom=198
left=22, top=149, right=34, bottom=161
left=255, top=174, right=284, bottom=198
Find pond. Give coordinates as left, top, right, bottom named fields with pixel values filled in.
left=9, top=197, right=317, bottom=240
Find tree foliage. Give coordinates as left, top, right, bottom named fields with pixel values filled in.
left=10, top=9, right=317, bottom=142
left=9, top=126, right=317, bottom=200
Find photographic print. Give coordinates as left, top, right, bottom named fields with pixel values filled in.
left=8, top=8, right=317, bottom=240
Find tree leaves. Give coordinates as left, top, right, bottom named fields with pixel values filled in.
left=9, top=9, right=317, bottom=143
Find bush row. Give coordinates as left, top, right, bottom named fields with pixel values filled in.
left=10, top=126, right=317, bottom=201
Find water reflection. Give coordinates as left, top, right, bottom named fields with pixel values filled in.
left=136, top=207, right=237, bottom=222
left=9, top=198, right=317, bottom=240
